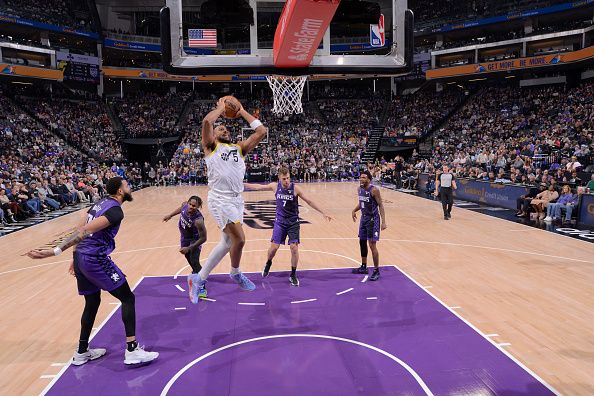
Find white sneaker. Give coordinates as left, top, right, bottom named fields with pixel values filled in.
left=544, top=216, right=553, bottom=222
left=124, top=345, right=159, bottom=365
left=72, top=348, right=107, bottom=366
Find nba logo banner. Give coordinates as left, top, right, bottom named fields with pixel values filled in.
left=370, top=14, right=385, bottom=47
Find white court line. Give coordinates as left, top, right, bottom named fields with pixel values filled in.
left=499, top=343, right=512, bottom=347
left=422, top=285, right=433, bottom=289
left=336, top=288, right=353, bottom=295
left=108, top=302, right=120, bottom=305
left=0, top=259, right=71, bottom=276
left=393, top=265, right=561, bottom=396
left=40, top=276, right=145, bottom=396
left=8, top=236, right=593, bottom=277
left=237, top=302, right=265, bottom=306
left=174, top=248, right=362, bottom=279
left=50, top=363, right=67, bottom=367
left=366, top=297, right=378, bottom=300
left=160, top=334, right=435, bottom=396
left=40, top=375, right=56, bottom=379
left=175, top=285, right=185, bottom=292
left=485, top=334, right=499, bottom=337
left=174, top=307, right=186, bottom=311
left=361, top=275, right=369, bottom=283
left=449, top=306, right=461, bottom=310
left=291, top=298, right=317, bottom=304
left=201, top=298, right=216, bottom=302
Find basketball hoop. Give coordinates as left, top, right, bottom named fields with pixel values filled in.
left=266, top=75, right=308, bottom=116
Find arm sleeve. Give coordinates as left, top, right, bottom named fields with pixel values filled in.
left=103, top=206, right=124, bottom=225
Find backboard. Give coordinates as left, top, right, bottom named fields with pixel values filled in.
left=241, top=127, right=269, bottom=144
left=160, top=0, right=413, bottom=77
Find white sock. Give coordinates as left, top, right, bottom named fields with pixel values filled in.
left=198, top=233, right=231, bottom=281
left=230, top=267, right=240, bottom=275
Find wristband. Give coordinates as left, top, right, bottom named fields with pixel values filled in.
left=53, top=247, right=63, bottom=256
left=250, top=119, right=263, bottom=130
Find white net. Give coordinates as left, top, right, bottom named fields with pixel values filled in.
left=266, top=75, right=308, bottom=115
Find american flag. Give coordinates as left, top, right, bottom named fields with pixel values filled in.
left=188, top=29, right=217, bottom=47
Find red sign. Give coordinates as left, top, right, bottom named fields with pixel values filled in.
left=273, top=0, right=341, bottom=68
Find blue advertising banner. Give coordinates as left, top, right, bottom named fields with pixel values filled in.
left=104, top=39, right=221, bottom=54
left=331, top=41, right=392, bottom=52
left=453, top=179, right=530, bottom=210
left=103, top=39, right=391, bottom=53
left=417, top=174, right=594, bottom=226
left=0, top=12, right=100, bottom=39
left=433, top=0, right=594, bottom=33
left=103, top=39, right=163, bottom=53
left=416, top=175, right=529, bottom=210
left=577, top=193, right=594, bottom=227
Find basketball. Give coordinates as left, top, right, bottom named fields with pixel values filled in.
left=222, top=95, right=242, bottom=119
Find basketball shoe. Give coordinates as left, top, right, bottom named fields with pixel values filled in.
left=124, top=345, right=159, bottom=365
left=72, top=348, right=106, bottom=366
left=231, top=272, right=256, bottom=291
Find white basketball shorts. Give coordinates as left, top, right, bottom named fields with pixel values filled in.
left=207, top=191, right=244, bottom=230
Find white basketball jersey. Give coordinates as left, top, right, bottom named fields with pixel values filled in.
left=205, top=143, right=246, bottom=195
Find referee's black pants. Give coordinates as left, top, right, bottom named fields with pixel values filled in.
left=440, top=187, right=453, bottom=216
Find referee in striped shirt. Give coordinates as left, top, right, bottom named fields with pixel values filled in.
left=434, top=164, right=457, bottom=220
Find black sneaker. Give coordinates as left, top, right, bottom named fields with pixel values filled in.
left=447, top=212, right=452, bottom=219
left=352, top=265, right=369, bottom=274
left=262, top=261, right=272, bottom=277
left=289, top=274, right=299, bottom=287
left=370, top=269, right=380, bottom=281
left=444, top=215, right=449, bottom=220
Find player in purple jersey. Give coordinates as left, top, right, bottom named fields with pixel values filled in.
left=245, top=167, right=332, bottom=286
left=163, top=196, right=208, bottom=303
left=351, top=170, right=387, bottom=281
left=26, top=177, right=158, bottom=366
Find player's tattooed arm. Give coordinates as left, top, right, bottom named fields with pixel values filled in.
left=163, top=202, right=184, bottom=222
left=372, top=187, right=387, bottom=230
left=243, top=182, right=275, bottom=191
left=295, top=185, right=333, bottom=221
left=57, top=228, right=91, bottom=251
left=202, top=98, right=226, bottom=151
left=26, top=216, right=112, bottom=259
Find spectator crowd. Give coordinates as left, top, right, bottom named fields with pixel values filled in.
left=1, top=80, right=593, bottom=230
left=0, top=0, right=95, bottom=31
left=111, top=92, right=192, bottom=138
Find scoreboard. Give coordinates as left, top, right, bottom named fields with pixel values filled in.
left=57, top=52, right=100, bottom=84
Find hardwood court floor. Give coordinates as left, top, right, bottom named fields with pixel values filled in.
left=0, top=183, right=592, bottom=395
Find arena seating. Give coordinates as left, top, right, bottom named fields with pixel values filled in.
left=110, top=92, right=192, bottom=138
left=0, top=0, right=95, bottom=31
left=19, top=98, right=123, bottom=162
left=384, top=89, right=465, bottom=139
left=1, top=80, right=593, bottom=231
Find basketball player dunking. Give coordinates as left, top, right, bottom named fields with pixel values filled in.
left=163, top=196, right=207, bottom=303
left=351, top=170, right=387, bottom=281
left=194, top=97, right=268, bottom=298
left=245, top=166, right=333, bottom=286
left=26, top=177, right=158, bottom=366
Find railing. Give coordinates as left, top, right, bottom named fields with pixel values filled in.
left=532, top=151, right=562, bottom=169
